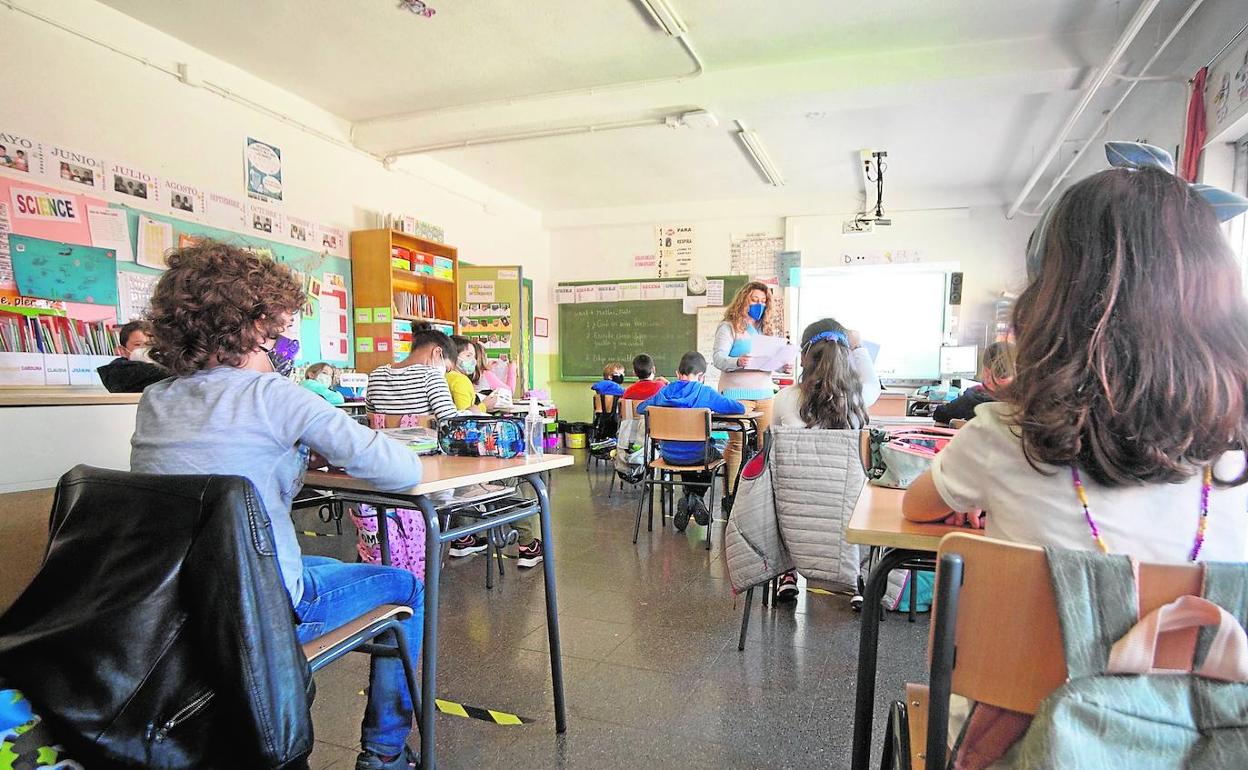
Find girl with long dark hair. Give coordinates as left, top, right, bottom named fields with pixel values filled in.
left=769, top=318, right=879, bottom=598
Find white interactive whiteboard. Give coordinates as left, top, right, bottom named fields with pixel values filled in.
left=796, top=265, right=951, bottom=381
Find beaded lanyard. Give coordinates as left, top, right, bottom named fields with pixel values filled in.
left=1071, top=465, right=1213, bottom=561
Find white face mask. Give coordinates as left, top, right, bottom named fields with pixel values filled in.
left=129, top=347, right=154, bottom=364
left=316, top=372, right=333, bottom=387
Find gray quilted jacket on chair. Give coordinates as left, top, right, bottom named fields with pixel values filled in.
left=724, top=426, right=866, bottom=593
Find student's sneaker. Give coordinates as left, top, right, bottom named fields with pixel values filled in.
left=516, top=538, right=544, bottom=568
left=776, top=570, right=799, bottom=601
left=448, top=535, right=487, bottom=558
left=690, top=496, right=711, bottom=527
left=673, top=495, right=691, bottom=532
left=355, top=746, right=417, bottom=770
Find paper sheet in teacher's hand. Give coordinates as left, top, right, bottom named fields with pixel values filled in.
left=744, top=334, right=798, bottom=372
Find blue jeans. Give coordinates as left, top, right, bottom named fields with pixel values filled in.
left=294, top=556, right=424, bottom=756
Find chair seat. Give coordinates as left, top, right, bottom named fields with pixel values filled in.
left=302, top=604, right=413, bottom=663
left=906, top=683, right=930, bottom=769
left=648, top=458, right=725, bottom=472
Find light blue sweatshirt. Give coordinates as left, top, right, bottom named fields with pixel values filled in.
left=131, top=367, right=423, bottom=605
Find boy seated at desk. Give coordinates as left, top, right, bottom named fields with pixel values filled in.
left=622, top=353, right=667, bottom=401
left=638, top=351, right=744, bottom=531
left=590, top=360, right=626, bottom=398
left=97, top=319, right=170, bottom=393
left=932, top=341, right=1015, bottom=425
left=129, top=241, right=425, bottom=770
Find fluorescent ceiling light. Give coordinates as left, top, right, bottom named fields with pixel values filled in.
left=636, top=0, right=688, bottom=37
left=734, top=121, right=785, bottom=187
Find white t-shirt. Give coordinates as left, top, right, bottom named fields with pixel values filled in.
left=932, top=402, right=1248, bottom=563
left=773, top=347, right=881, bottom=428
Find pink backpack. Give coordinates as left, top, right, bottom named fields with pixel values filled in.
left=352, top=413, right=432, bottom=578
left=351, top=504, right=426, bottom=579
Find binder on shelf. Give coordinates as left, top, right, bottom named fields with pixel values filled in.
left=0, top=352, right=47, bottom=386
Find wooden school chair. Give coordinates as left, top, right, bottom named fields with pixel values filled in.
left=631, top=406, right=725, bottom=551
left=882, top=533, right=1208, bottom=770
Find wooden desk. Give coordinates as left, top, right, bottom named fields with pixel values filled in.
left=306, top=452, right=573, bottom=770
left=306, top=454, right=571, bottom=495
left=868, top=392, right=908, bottom=418
left=845, top=483, right=983, bottom=770
left=847, top=485, right=972, bottom=550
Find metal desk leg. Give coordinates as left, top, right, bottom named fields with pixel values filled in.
left=526, top=472, right=567, bottom=733
left=416, top=496, right=442, bottom=770
left=850, top=548, right=922, bottom=770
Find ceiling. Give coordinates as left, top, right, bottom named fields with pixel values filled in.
left=98, top=0, right=1199, bottom=213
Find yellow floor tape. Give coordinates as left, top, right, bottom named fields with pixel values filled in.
left=356, top=692, right=532, bottom=725
left=434, top=698, right=531, bottom=725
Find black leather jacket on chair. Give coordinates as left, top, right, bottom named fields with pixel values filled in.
left=0, top=466, right=314, bottom=769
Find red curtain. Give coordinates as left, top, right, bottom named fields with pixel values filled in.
left=1180, top=67, right=1208, bottom=182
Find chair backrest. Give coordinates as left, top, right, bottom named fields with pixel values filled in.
left=368, top=412, right=435, bottom=430
left=936, top=533, right=1205, bottom=715
left=620, top=398, right=640, bottom=421
left=593, top=392, right=620, bottom=415
left=645, top=406, right=712, bottom=443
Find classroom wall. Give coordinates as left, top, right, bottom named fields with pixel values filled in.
left=546, top=206, right=1031, bottom=420
left=1, top=0, right=554, bottom=371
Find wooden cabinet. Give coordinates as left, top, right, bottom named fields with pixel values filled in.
left=349, top=228, right=459, bottom=373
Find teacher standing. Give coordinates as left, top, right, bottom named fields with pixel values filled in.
left=713, top=281, right=786, bottom=503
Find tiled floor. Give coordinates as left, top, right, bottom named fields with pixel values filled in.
left=299, top=456, right=929, bottom=769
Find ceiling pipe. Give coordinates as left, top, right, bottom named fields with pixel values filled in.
left=384, top=116, right=668, bottom=156
left=350, top=0, right=705, bottom=133
left=1006, top=0, right=1164, bottom=219
left=1023, top=0, right=1206, bottom=215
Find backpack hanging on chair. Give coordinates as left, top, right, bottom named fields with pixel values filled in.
left=997, top=549, right=1248, bottom=769
left=589, top=394, right=621, bottom=456
left=613, top=406, right=646, bottom=484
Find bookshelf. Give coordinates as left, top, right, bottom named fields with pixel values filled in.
left=349, top=229, right=459, bottom=373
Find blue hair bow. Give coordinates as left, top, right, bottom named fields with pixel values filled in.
left=803, top=330, right=847, bottom=350
left=1026, top=141, right=1248, bottom=278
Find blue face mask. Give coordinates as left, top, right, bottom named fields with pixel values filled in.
left=747, top=303, right=765, bottom=322
left=458, top=358, right=476, bottom=375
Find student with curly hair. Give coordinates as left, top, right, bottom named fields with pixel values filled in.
left=131, top=241, right=425, bottom=770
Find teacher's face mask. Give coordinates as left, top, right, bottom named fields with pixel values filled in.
left=747, top=302, right=766, bottom=322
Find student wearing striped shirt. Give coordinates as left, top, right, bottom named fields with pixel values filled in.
left=364, top=329, right=460, bottom=420
left=364, top=329, right=544, bottom=567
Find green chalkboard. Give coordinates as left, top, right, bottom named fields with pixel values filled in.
left=558, top=275, right=747, bottom=380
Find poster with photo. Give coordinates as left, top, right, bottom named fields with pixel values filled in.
left=205, top=192, right=246, bottom=231
left=41, top=143, right=107, bottom=192
left=457, top=301, right=512, bottom=332
left=0, top=130, right=40, bottom=176
left=315, top=223, right=347, bottom=258
left=244, top=137, right=283, bottom=203
left=164, top=180, right=204, bottom=220
left=286, top=214, right=313, bottom=246
left=247, top=202, right=283, bottom=237
left=109, top=162, right=159, bottom=206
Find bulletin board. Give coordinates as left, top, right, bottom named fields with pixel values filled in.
left=1, top=172, right=353, bottom=367
left=116, top=208, right=355, bottom=366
